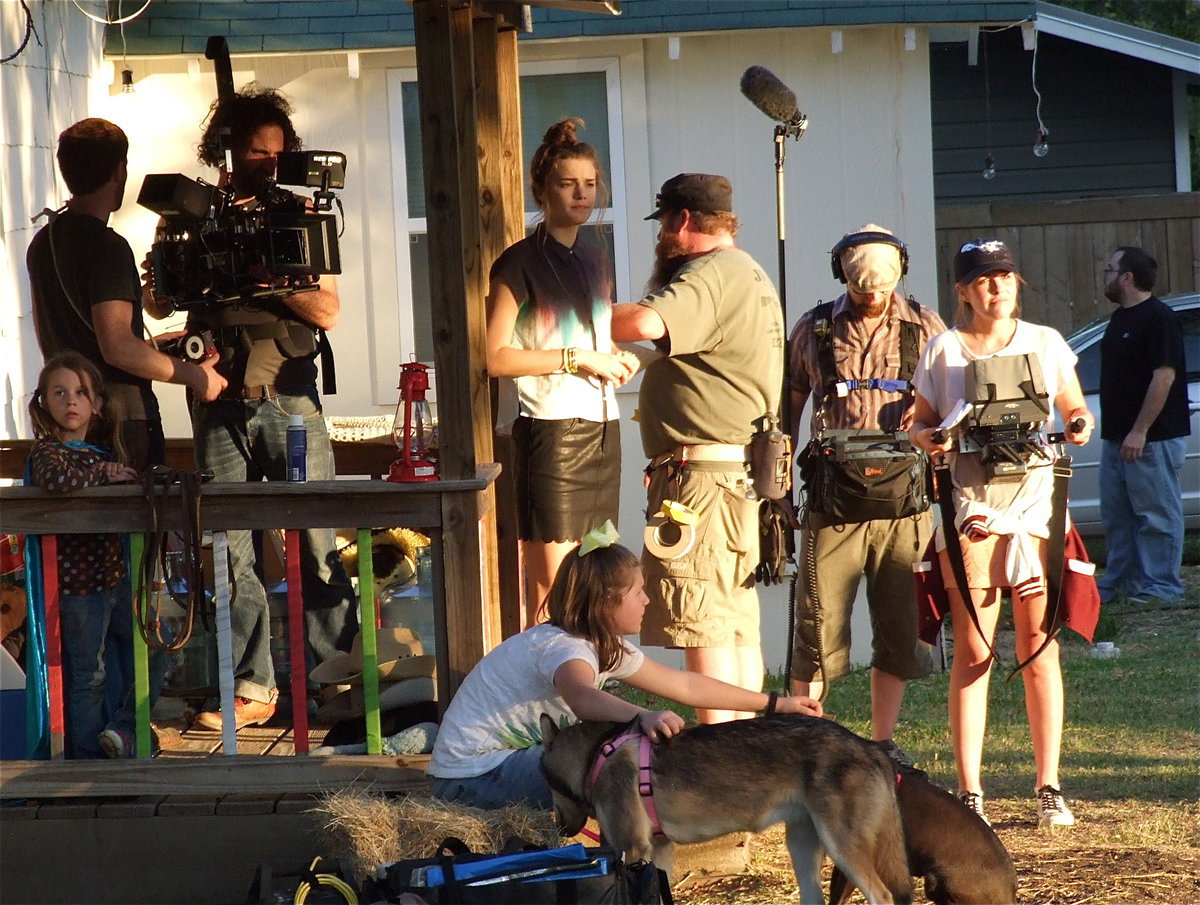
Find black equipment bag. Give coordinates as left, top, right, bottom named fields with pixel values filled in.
left=797, top=429, right=929, bottom=524
left=363, top=838, right=673, bottom=905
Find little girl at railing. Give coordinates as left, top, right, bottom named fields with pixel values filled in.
left=26, top=352, right=144, bottom=758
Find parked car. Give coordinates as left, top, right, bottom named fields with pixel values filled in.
left=1065, top=292, right=1200, bottom=536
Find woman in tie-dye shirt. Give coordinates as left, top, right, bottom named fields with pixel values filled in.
left=485, top=118, right=639, bottom=627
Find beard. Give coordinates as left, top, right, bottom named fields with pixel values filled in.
left=1103, top=280, right=1122, bottom=305
left=847, top=292, right=891, bottom=319
left=645, top=231, right=691, bottom=294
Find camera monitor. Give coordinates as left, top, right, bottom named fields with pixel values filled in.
left=966, top=353, right=1050, bottom=428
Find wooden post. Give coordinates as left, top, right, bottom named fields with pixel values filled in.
left=129, top=533, right=151, bottom=758
left=41, top=536, right=65, bottom=760
left=414, top=0, right=502, bottom=690
left=284, top=530, right=309, bottom=753
left=477, top=21, right=528, bottom=640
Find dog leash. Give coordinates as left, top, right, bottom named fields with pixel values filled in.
left=586, top=727, right=665, bottom=838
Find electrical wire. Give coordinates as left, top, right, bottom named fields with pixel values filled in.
left=293, top=858, right=358, bottom=904
left=70, top=0, right=153, bottom=26
left=1, top=0, right=38, bottom=64
left=1031, top=27, right=1048, bottom=138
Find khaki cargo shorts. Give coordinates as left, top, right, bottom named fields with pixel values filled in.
left=639, top=462, right=761, bottom=648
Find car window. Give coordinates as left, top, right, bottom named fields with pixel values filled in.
left=1180, top=307, right=1199, bottom=382
left=1075, top=334, right=1101, bottom=395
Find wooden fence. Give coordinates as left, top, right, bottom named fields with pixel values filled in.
left=934, top=192, right=1200, bottom=336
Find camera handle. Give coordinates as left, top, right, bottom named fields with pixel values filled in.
left=1046, top=417, right=1085, bottom=445
left=312, top=170, right=336, bottom=212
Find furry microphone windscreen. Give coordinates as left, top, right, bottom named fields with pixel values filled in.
left=740, top=65, right=802, bottom=126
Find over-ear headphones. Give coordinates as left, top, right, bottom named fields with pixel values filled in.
left=830, top=231, right=909, bottom=283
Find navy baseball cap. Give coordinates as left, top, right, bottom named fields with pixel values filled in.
left=955, top=239, right=1019, bottom=284
left=645, top=173, right=733, bottom=220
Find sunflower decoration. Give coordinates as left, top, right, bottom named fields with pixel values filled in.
left=338, top=527, right=430, bottom=596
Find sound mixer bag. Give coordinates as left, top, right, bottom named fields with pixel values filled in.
left=797, top=429, right=930, bottom=525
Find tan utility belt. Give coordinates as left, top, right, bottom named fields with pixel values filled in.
left=649, top=443, right=748, bottom=470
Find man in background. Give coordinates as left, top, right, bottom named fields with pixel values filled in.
left=1097, top=246, right=1189, bottom=605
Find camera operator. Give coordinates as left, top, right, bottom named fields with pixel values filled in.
left=28, top=118, right=226, bottom=471
left=144, top=86, right=356, bottom=730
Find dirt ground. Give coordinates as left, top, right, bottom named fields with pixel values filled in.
left=669, top=802, right=1200, bottom=905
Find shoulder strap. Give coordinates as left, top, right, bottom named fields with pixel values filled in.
left=1007, top=455, right=1071, bottom=680
left=935, top=465, right=1004, bottom=669
left=897, top=297, right=922, bottom=384
left=811, top=300, right=837, bottom=407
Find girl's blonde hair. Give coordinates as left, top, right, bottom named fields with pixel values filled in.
left=529, top=117, right=609, bottom=212
left=546, top=541, right=640, bottom=674
left=28, top=352, right=126, bottom=463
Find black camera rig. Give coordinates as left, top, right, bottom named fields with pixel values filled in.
left=137, top=150, right=346, bottom=313
left=959, top=353, right=1053, bottom=482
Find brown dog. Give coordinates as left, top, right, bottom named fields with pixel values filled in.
left=541, top=714, right=913, bottom=905
left=829, top=759, right=1017, bottom=905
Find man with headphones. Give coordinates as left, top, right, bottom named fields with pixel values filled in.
left=787, top=224, right=945, bottom=764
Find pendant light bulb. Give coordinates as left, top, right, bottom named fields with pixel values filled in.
left=982, top=154, right=997, bottom=181
left=1033, top=128, right=1050, bottom=158
left=120, top=67, right=135, bottom=94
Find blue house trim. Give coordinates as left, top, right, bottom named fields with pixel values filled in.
left=110, top=0, right=1039, bottom=56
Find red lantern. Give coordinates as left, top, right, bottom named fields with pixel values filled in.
left=387, top=363, right=438, bottom=483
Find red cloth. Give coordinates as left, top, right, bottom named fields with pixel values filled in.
left=914, top=524, right=1100, bottom=645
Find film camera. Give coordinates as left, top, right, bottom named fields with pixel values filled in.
left=958, top=354, right=1052, bottom=482
left=137, top=150, right=346, bottom=313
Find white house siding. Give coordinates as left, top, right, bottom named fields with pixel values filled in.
left=1, top=1, right=105, bottom=441
left=3, top=23, right=939, bottom=673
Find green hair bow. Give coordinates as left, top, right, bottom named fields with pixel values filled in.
left=578, top=519, right=619, bottom=556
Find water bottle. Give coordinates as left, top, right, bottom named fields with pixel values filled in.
left=286, top=414, right=307, bottom=482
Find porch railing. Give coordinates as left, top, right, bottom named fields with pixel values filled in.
left=0, top=454, right=499, bottom=760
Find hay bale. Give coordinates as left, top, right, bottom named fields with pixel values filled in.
left=313, top=789, right=561, bottom=880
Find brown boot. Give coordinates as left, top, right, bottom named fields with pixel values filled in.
left=193, top=696, right=277, bottom=730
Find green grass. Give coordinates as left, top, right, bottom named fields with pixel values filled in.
left=614, top=564, right=1200, bottom=809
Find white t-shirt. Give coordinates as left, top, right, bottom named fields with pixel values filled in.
left=913, top=320, right=1078, bottom=542
left=427, top=623, right=645, bottom=779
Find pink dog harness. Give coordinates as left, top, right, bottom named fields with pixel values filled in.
left=585, top=728, right=665, bottom=838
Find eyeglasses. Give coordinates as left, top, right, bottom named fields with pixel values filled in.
left=1103, top=267, right=1126, bottom=275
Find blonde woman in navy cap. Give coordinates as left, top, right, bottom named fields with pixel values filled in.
left=910, top=239, right=1096, bottom=830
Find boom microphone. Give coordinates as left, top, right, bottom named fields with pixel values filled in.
left=740, top=65, right=804, bottom=128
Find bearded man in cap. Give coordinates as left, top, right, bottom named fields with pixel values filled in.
left=612, top=173, right=784, bottom=724
left=787, top=225, right=946, bottom=763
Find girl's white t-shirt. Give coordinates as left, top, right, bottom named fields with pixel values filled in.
left=427, top=623, right=644, bottom=779
left=913, top=319, right=1078, bottom=540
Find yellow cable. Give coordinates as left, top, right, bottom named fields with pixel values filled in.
left=293, top=857, right=359, bottom=904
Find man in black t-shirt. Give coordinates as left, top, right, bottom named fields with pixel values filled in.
left=1097, top=246, right=1189, bottom=604
left=27, top=118, right=226, bottom=470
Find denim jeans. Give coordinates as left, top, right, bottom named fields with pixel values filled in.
left=429, top=745, right=552, bottom=809
left=191, top=387, right=358, bottom=702
left=1098, top=437, right=1187, bottom=602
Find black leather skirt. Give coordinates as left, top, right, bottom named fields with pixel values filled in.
left=512, top=417, right=621, bottom=543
